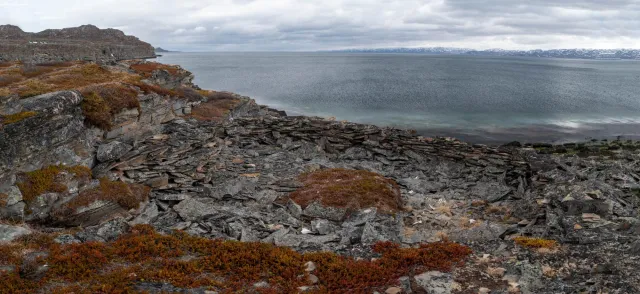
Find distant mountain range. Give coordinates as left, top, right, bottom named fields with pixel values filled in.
left=330, top=47, right=640, bottom=60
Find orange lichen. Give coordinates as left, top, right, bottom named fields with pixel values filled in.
left=1, top=111, right=37, bottom=124
left=514, top=236, right=558, bottom=249
left=290, top=168, right=403, bottom=214
left=54, top=178, right=149, bottom=218
left=0, top=226, right=472, bottom=294
left=15, top=165, right=91, bottom=204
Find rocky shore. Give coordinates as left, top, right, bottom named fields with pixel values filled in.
left=1, top=58, right=640, bottom=293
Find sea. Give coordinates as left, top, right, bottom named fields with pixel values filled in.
left=156, top=52, right=640, bottom=144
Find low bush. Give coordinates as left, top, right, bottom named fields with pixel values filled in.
left=80, top=83, right=140, bottom=130
left=15, top=165, right=91, bottom=204
left=0, top=226, right=472, bottom=293
left=130, top=62, right=180, bottom=78
left=53, top=178, right=150, bottom=219
left=80, top=92, right=112, bottom=130
left=290, top=168, right=403, bottom=214
left=0, top=75, right=22, bottom=87
left=16, top=79, right=53, bottom=98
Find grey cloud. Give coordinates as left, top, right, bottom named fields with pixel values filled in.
left=4, top=0, right=640, bottom=51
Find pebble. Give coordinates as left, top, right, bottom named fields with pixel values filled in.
left=305, top=261, right=316, bottom=272
left=385, top=287, right=402, bottom=294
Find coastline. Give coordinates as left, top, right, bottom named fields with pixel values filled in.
left=2, top=59, right=640, bottom=292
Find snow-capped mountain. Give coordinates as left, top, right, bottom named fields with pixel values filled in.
left=330, top=47, right=640, bottom=60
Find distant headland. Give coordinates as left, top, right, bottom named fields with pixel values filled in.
left=0, top=24, right=156, bottom=63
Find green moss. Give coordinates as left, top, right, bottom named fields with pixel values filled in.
left=1, top=111, right=37, bottom=124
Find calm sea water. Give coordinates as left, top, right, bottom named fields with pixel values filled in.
left=156, top=52, right=640, bottom=143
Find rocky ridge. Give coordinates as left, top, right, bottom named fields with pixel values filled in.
left=0, top=25, right=156, bottom=63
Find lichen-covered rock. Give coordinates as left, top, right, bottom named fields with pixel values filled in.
left=0, top=91, right=96, bottom=189
left=303, top=201, right=348, bottom=222
left=96, top=141, right=133, bottom=162
left=0, top=224, right=32, bottom=242
left=414, top=271, right=453, bottom=294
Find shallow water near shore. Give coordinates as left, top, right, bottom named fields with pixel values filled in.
left=157, top=52, right=640, bottom=144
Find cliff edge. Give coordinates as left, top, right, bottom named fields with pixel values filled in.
left=0, top=24, right=156, bottom=63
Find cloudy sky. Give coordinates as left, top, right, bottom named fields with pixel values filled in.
left=2, top=0, right=639, bottom=51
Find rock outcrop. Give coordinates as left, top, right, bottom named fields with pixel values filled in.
left=2, top=57, right=640, bottom=292
left=0, top=25, right=156, bottom=63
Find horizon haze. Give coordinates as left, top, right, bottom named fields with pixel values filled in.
left=1, top=0, right=639, bottom=52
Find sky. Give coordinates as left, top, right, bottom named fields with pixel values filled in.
left=1, top=0, right=640, bottom=51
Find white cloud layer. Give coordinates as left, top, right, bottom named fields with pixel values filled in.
left=2, top=0, right=639, bottom=51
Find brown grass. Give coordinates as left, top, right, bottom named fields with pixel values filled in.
left=190, top=91, right=241, bottom=122
left=3, top=63, right=137, bottom=98
left=0, top=75, right=22, bottom=87
left=16, top=80, right=54, bottom=98
left=1, top=111, right=37, bottom=124
left=80, top=92, right=112, bottom=130
left=131, top=81, right=175, bottom=96
left=16, top=165, right=91, bottom=205
left=130, top=62, right=180, bottom=78
left=52, top=178, right=150, bottom=219
left=80, top=83, right=140, bottom=130
left=289, top=168, right=403, bottom=214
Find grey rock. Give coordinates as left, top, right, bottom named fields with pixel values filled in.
left=129, top=201, right=160, bottom=225
left=287, top=199, right=303, bottom=218
left=361, top=222, right=391, bottom=244
left=54, top=234, right=81, bottom=245
left=303, top=201, right=347, bottom=222
left=0, top=224, right=32, bottom=242
left=449, top=221, right=510, bottom=243
left=97, top=141, right=133, bottom=162
left=398, top=276, right=413, bottom=293
left=1, top=186, right=23, bottom=206
left=173, top=198, right=216, bottom=221
left=94, top=218, right=130, bottom=242
left=518, top=262, right=543, bottom=294
left=414, top=271, right=453, bottom=294
left=344, top=207, right=377, bottom=226
left=154, top=193, right=190, bottom=202
left=311, top=219, right=334, bottom=235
